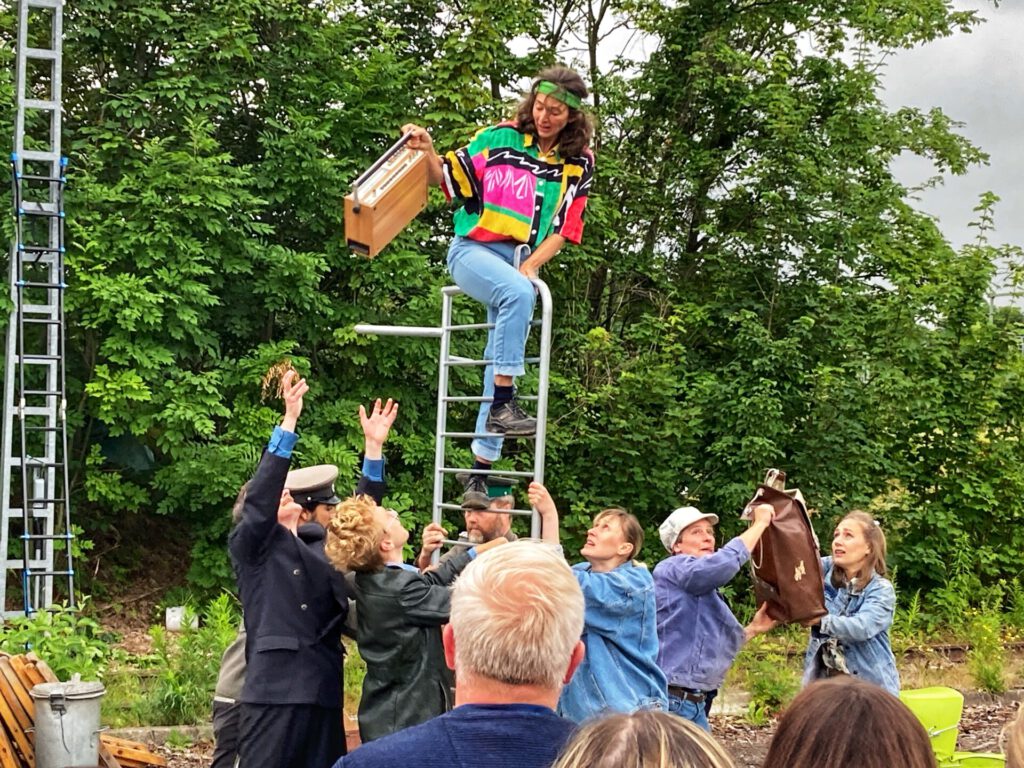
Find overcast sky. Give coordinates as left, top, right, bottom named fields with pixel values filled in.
left=883, top=0, right=1023, bottom=264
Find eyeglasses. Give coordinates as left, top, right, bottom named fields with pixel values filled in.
left=382, top=508, right=400, bottom=534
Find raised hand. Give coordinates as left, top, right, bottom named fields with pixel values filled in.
left=280, top=370, right=309, bottom=433
left=360, top=398, right=399, bottom=460
left=528, top=481, right=557, bottom=517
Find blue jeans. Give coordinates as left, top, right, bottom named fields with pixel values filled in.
left=447, top=237, right=536, bottom=462
left=668, top=693, right=710, bottom=732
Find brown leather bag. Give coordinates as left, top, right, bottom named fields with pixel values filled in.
left=742, top=473, right=827, bottom=626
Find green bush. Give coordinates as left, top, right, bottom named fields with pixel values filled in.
left=136, top=593, right=240, bottom=725
left=966, top=607, right=1006, bottom=694
left=747, top=654, right=800, bottom=724
left=0, top=599, right=109, bottom=681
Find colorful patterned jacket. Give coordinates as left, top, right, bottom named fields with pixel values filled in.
left=441, top=121, right=594, bottom=246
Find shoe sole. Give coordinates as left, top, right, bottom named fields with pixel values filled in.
left=485, top=423, right=538, bottom=438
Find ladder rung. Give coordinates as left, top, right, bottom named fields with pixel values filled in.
left=10, top=459, right=64, bottom=467
left=21, top=534, right=73, bottom=541
left=24, top=47, right=58, bottom=60
left=16, top=281, right=66, bottom=289
left=23, top=425, right=61, bottom=432
left=18, top=244, right=64, bottom=253
left=18, top=150, right=60, bottom=162
left=17, top=173, right=66, bottom=184
left=445, top=356, right=542, bottom=368
left=442, top=395, right=539, bottom=403
left=22, top=318, right=62, bottom=325
left=17, top=403, right=62, bottom=412
left=19, top=498, right=65, bottom=504
left=19, top=354, right=61, bottom=361
left=22, top=98, right=59, bottom=111
left=25, top=0, right=62, bottom=8
left=441, top=431, right=536, bottom=440
left=25, top=570, right=74, bottom=578
left=439, top=467, right=534, bottom=478
left=445, top=319, right=544, bottom=332
left=21, top=390, right=63, bottom=396
left=437, top=503, right=534, bottom=517
left=17, top=205, right=63, bottom=219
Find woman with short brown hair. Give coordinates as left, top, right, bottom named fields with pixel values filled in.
left=762, top=677, right=936, bottom=768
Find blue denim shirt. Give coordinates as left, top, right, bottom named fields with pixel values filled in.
left=653, top=538, right=749, bottom=691
left=557, top=561, right=668, bottom=722
left=803, top=557, right=900, bottom=695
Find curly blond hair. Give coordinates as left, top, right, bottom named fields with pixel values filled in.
left=324, top=495, right=385, bottom=573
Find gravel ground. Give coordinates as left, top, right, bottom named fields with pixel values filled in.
left=146, top=701, right=1020, bottom=767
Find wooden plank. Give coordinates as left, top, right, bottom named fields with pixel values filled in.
left=24, top=654, right=59, bottom=684
left=0, top=660, right=33, bottom=717
left=0, top=685, right=33, bottom=768
left=0, top=721, right=18, bottom=768
left=13, top=656, right=45, bottom=689
left=100, top=735, right=167, bottom=767
left=0, top=665, right=32, bottom=736
left=98, top=743, right=121, bottom=768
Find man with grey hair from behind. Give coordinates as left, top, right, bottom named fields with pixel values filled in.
left=332, top=541, right=585, bottom=768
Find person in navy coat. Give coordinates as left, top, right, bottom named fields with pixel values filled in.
left=230, top=371, right=397, bottom=768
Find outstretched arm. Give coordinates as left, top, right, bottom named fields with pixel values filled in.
left=230, top=371, right=307, bottom=561
left=356, top=398, right=397, bottom=503
left=529, top=481, right=560, bottom=544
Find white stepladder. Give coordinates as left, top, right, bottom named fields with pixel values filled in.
left=355, top=277, right=553, bottom=555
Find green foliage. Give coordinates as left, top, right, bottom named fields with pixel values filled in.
left=0, top=600, right=109, bottom=681
left=742, top=646, right=801, bottom=725
left=892, top=589, right=927, bottom=653
left=343, top=638, right=366, bottom=714
left=135, top=594, right=240, bottom=726
left=966, top=607, right=1006, bottom=694
left=164, top=730, right=193, bottom=750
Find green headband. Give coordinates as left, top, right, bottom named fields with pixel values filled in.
left=536, top=80, right=582, bottom=110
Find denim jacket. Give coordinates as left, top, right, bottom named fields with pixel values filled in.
left=803, top=557, right=900, bottom=695
left=557, top=561, right=668, bottom=722
left=653, top=538, right=749, bottom=691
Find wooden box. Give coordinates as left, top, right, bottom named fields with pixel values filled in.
left=344, top=137, right=428, bottom=258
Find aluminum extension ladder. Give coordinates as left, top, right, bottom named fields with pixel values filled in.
left=355, top=279, right=553, bottom=551
left=0, top=0, right=75, bottom=617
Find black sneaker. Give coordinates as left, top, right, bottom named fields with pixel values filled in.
left=485, top=398, right=538, bottom=437
left=456, top=472, right=489, bottom=510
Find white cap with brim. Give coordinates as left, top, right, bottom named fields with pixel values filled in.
left=659, top=506, right=719, bottom=553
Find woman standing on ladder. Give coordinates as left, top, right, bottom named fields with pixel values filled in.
left=402, top=65, right=595, bottom=508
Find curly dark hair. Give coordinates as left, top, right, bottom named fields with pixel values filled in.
left=515, top=66, right=594, bottom=158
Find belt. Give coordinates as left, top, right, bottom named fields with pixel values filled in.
left=668, top=685, right=706, bottom=703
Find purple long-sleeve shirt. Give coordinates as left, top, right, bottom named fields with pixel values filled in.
left=653, top=538, right=750, bottom=691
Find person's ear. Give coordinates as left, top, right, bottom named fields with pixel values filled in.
left=443, top=624, right=456, bottom=670
left=618, top=541, right=634, bottom=558
left=563, top=640, right=585, bottom=684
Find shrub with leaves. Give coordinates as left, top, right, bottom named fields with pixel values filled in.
left=139, top=594, right=240, bottom=725
left=0, top=600, right=108, bottom=681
